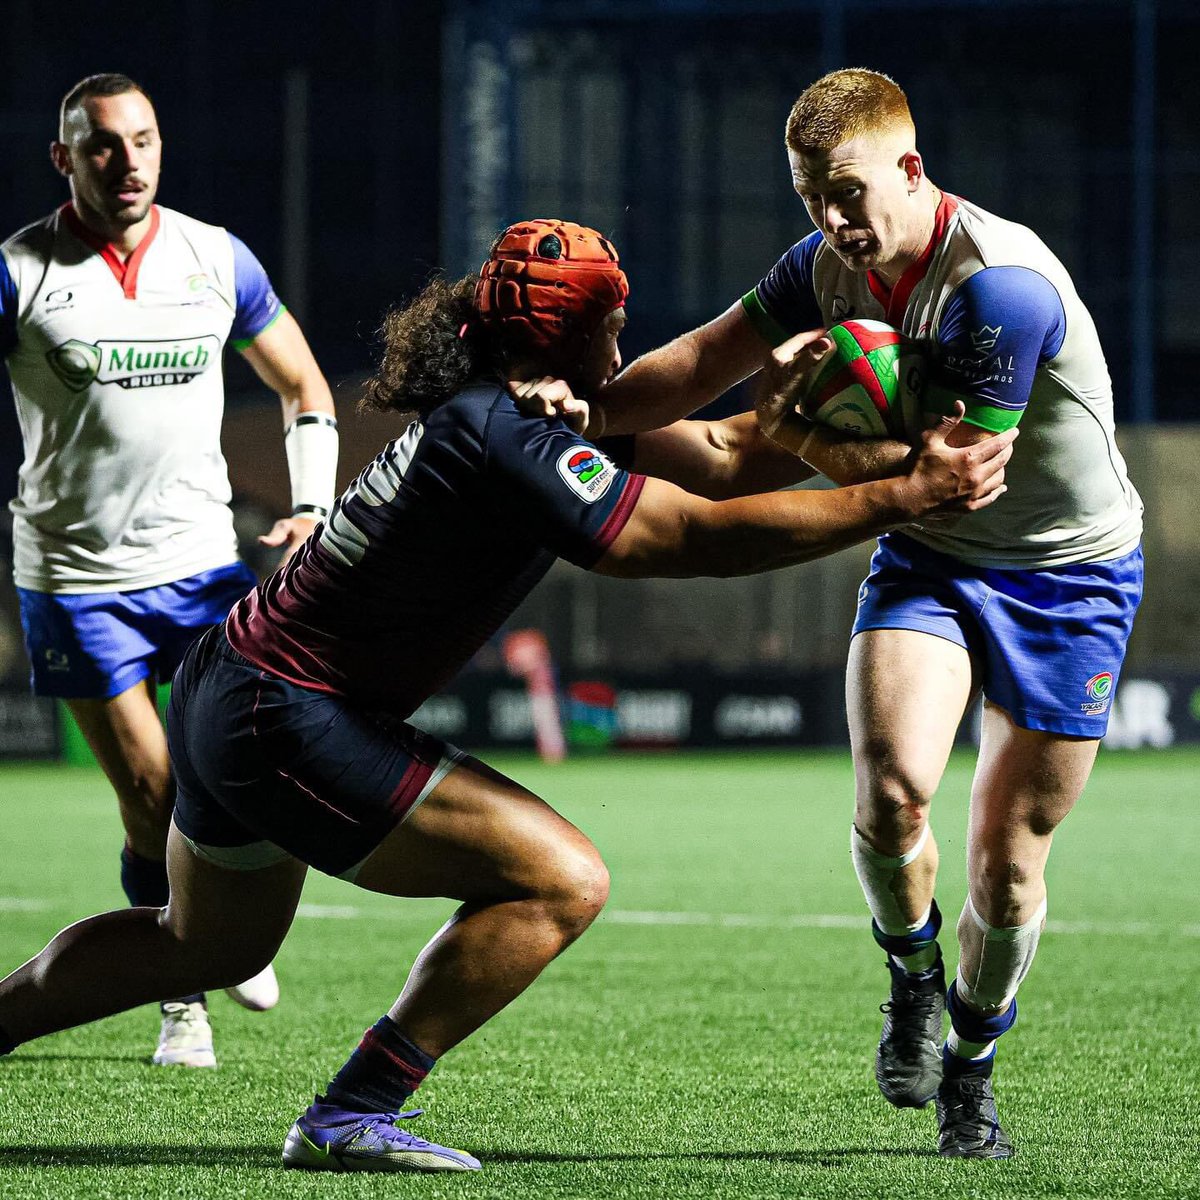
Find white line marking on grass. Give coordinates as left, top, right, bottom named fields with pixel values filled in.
left=294, top=903, right=363, bottom=920
left=7, top=896, right=1198, bottom=938
left=0, top=897, right=53, bottom=912
left=289, top=903, right=1200, bottom=938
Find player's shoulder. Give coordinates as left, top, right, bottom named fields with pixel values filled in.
left=154, top=205, right=240, bottom=261
left=950, top=196, right=1067, bottom=276
left=428, top=378, right=509, bottom=436
left=2, top=210, right=59, bottom=263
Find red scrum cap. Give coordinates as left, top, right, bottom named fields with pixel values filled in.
left=475, top=219, right=629, bottom=371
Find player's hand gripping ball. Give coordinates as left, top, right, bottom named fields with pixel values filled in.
left=799, top=320, right=925, bottom=439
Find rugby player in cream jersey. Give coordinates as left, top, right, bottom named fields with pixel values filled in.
left=0, top=73, right=339, bottom=1068
left=517, top=69, right=1142, bottom=1159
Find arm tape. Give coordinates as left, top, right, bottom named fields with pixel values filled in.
left=285, top=412, right=339, bottom=518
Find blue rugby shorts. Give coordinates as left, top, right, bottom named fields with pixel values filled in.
left=17, top=562, right=258, bottom=699
left=852, top=532, right=1143, bottom=738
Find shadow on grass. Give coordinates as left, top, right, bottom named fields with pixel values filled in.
left=3, top=1052, right=146, bottom=1065
left=0, top=1144, right=937, bottom=1169
left=481, top=1147, right=940, bottom=1165
left=0, top=1145, right=279, bottom=1169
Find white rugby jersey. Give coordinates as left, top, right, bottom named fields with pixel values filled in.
left=0, top=203, right=283, bottom=592
left=745, top=193, right=1143, bottom=569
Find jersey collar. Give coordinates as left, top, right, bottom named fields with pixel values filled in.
left=60, top=202, right=161, bottom=300
left=865, top=191, right=959, bottom=326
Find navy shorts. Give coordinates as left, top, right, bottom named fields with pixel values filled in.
left=852, top=532, right=1143, bottom=738
left=17, top=562, right=258, bottom=699
left=167, top=626, right=461, bottom=878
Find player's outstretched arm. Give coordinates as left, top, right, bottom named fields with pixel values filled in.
left=239, top=311, right=338, bottom=560
left=513, top=302, right=781, bottom=438
left=594, top=413, right=1015, bottom=579
left=631, top=412, right=818, bottom=500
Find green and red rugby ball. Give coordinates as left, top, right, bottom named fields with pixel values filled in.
left=800, top=319, right=925, bottom=438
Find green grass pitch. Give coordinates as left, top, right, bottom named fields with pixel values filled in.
left=0, top=749, right=1197, bottom=1198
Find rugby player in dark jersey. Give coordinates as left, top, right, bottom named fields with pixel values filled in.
left=0, top=220, right=1013, bottom=1174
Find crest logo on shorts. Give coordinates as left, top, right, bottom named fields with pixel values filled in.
left=556, top=446, right=615, bottom=503
left=1081, top=671, right=1114, bottom=715
left=44, top=648, right=70, bottom=673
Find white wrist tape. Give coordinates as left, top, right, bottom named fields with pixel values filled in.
left=285, top=412, right=339, bottom=519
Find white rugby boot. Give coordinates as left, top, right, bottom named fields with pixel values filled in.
left=153, top=1001, right=217, bottom=1068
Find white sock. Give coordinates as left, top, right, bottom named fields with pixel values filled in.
left=850, top=824, right=939, bottom=972
left=956, top=894, right=1047, bottom=1012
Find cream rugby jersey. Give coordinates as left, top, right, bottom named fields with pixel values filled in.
left=743, top=193, right=1143, bottom=569
left=0, top=203, right=283, bottom=592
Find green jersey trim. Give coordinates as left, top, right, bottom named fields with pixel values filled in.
left=924, top=384, right=1024, bottom=433
left=230, top=304, right=288, bottom=352
left=740, top=290, right=791, bottom=348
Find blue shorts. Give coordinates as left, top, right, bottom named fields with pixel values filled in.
left=167, top=626, right=462, bottom=878
left=17, top=563, right=258, bottom=699
left=852, top=533, right=1143, bottom=738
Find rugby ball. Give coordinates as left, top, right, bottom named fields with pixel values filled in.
left=799, top=320, right=924, bottom=439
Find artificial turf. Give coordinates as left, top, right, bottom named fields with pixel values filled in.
left=0, top=749, right=1197, bottom=1198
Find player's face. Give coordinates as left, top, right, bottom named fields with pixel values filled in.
left=577, top=308, right=626, bottom=395
left=53, top=91, right=162, bottom=232
left=789, top=132, right=924, bottom=279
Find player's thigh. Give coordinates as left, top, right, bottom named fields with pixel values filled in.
left=967, top=703, right=1099, bottom=898
left=66, top=677, right=171, bottom=793
left=846, top=628, right=975, bottom=805
left=352, top=755, right=609, bottom=907
left=163, top=820, right=308, bottom=975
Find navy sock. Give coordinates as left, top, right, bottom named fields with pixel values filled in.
left=322, top=1016, right=436, bottom=1113
left=873, top=899, right=943, bottom=973
left=0, top=1022, right=16, bottom=1056
left=943, top=981, right=1017, bottom=1078
left=120, top=845, right=169, bottom=908
left=120, top=846, right=205, bottom=1010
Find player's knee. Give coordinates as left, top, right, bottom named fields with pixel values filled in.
left=538, top=843, right=610, bottom=942
left=855, top=767, right=932, bottom=847
left=155, top=907, right=272, bottom=984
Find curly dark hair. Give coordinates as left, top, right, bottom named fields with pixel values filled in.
left=359, top=274, right=504, bottom=418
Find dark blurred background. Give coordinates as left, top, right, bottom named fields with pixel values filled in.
left=1, top=0, right=1197, bottom=749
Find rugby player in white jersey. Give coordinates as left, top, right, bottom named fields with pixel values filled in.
left=0, top=219, right=1013, bottom=1174
left=0, top=74, right=340, bottom=1067
left=516, top=70, right=1143, bottom=1159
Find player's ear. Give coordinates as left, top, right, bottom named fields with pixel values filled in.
left=902, top=150, right=923, bottom=193
left=50, top=141, right=72, bottom=178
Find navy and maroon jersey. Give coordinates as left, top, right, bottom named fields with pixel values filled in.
left=225, top=381, right=644, bottom=715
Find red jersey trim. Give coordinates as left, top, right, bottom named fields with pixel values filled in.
left=61, top=202, right=161, bottom=299
left=866, top=192, right=959, bottom=326
left=593, top=472, right=647, bottom=557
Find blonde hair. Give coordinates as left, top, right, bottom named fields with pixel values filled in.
left=785, top=68, right=914, bottom=154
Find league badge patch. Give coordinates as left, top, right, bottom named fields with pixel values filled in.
left=556, top=446, right=615, bottom=503
left=1081, top=671, right=1114, bottom=716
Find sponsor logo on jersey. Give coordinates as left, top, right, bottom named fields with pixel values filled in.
left=556, top=446, right=615, bottom=503
left=44, top=286, right=76, bottom=311
left=832, top=294, right=856, bottom=321
left=45, top=335, right=221, bottom=391
left=968, top=324, right=1002, bottom=356
left=1081, top=670, right=1114, bottom=715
